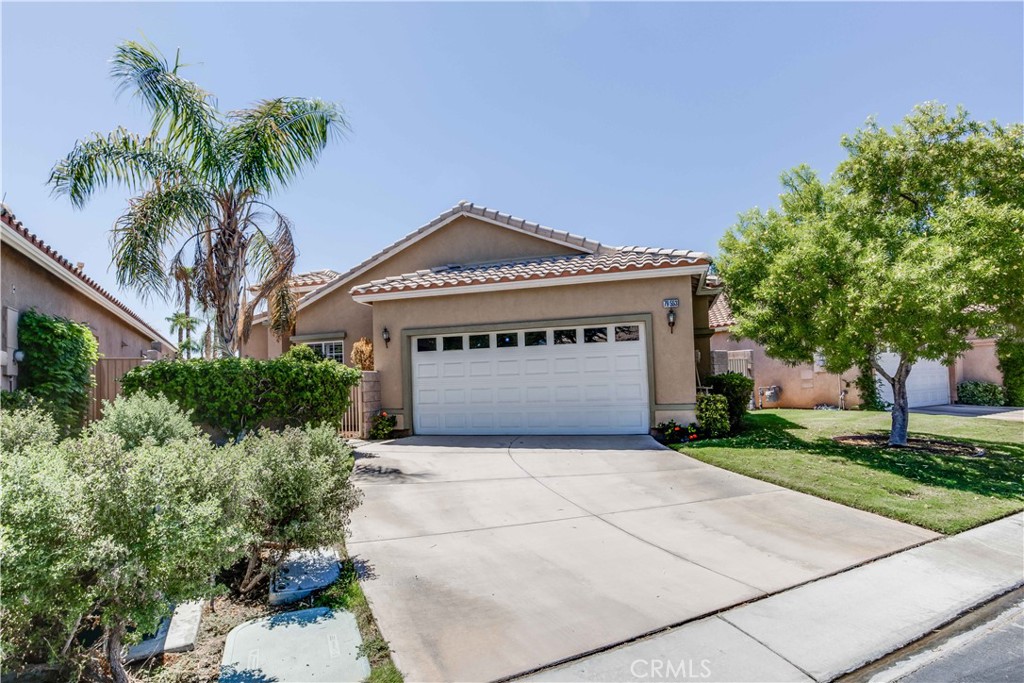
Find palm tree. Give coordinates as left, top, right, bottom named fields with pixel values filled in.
left=172, top=264, right=196, bottom=355
left=166, top=311, right=201, bottom=359
left=50, top=41, right=347, bottom=355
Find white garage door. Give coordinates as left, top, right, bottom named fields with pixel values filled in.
left=412, top=322, right=650, bottom=435
left=876, top=353, right=951, bottom=408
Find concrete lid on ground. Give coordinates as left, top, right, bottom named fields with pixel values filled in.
left=220, top=607, right=370, bottom=683
left=269, top=547, right=341, bottom=606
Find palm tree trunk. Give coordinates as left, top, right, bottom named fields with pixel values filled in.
left=183, top=289, right=192, bottom=359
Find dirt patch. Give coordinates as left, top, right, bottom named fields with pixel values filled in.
left=833, top=434, right=986, bottom=457
left=131, top=596, right=282, bottom=683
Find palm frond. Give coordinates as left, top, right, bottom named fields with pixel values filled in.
left=110, top=40, right=219, bottom=166
left=240, top=208, right=297, bottom=341
left=223, top=98, right=348, bottom=194
left=48, top=128, right=190, bottom=208
left=110, top=181, right=210, bottom=299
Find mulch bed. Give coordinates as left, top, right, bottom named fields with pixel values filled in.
left=833, top=434, right=987, bottom=457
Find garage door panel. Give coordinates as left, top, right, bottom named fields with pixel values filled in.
left=413, top=323, right=650, bottom=435
left=876, top=353, right=950, bottom=408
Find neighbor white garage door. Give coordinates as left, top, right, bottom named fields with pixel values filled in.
left=412, top=322, right=650, bottom=435
left=876, top=352, right=951, bottom=408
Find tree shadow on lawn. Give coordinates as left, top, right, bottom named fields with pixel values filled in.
left=711, top=417, right=1024, bottom=501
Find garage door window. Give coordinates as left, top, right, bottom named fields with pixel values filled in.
left=554, top=329, right=577, bottom=345
left=525, top=331, right=547, bottom=346
left=469, top=334, right=490, bottom=349
left=615, top=325, right=640, bottom=342
left=584, top=327, right=608, bottom=343
left=443, top=336, right=463, bottom=351
left=497, top=332, right=519, bottom=348
left=417, top=338, right=437, bottom=352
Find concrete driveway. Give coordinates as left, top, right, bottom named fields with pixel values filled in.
left=911, top=404, right=1024, bottom=422
left=348, top=436, right=938, bottom=682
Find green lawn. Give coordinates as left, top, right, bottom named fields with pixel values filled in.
left=672, top=409, right=1024, bottom=534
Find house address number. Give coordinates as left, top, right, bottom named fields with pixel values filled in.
left=663, top=298, right=680, bottom=308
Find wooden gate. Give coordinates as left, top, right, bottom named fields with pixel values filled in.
left=340, top=380, right=364, bottom=437
left=88, top=357, right=145, bottom=422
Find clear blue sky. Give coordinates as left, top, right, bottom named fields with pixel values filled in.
left=3, top=2, right=1021, bottom=340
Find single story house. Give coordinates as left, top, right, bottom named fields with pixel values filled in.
left=709, top=294, right=1004, bottom=409
left=243, top=201, right=720, bottom=434
left=1, top=203, right=175, bottom=396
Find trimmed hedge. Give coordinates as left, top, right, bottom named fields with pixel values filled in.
left=120, top=346, right=361, bottom=436
left=16, top=309, right=99, bottom=435
left=696, top=394, right=730, bottom=438
left=956, top=381, right=1006, bottom=406
left=707, top=372, right=755, bottom=433
left=996, top=337, right=1024, bottom=407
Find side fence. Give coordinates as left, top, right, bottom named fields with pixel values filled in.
left=88, top=357, right=146, bottom=421
left=341, top=370, right=381, bottom=438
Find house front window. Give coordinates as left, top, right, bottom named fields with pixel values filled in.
left=306, top=340, right=345, bottom=363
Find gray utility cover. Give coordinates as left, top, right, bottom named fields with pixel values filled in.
left=220, top=607, right=370, bottom=683
left=124, top=601, right=203, bottom=663
left=269, top=547, right=341, bottom=606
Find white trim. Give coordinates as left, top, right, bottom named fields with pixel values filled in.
left=352, top=265, right=708, bottom=303
left=1, top=223, right=176, bottom=349
left=296, top=210, right=598, bottom=311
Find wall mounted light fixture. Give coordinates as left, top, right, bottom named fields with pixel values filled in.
left=382, top=327, right=391, bottom=348
left=13, top=349, right=25, bottom=363
left=667, top=308, right=676, bottom=334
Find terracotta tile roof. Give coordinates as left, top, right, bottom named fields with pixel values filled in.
left=0, top=204, right=174, bottom=347
left=708, top=293, right=735, bottom=329
left=295, top=200, right=609, bottom=309
left=288, top=269, right=339, bottom=288
left=351, top=247, right=708, bottom=296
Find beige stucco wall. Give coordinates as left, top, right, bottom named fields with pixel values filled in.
left=711, top=331, right=862, bottom=409
left=282, top=216, right=589, bottom=361
left=954, top=337, right=1002, bottom=387
left=1, top=245, right=168, bottom=391
left=371, top=275, right=700, bottom=431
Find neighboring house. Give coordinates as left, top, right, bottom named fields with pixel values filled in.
left=1, top=204, right=175, bottom=396
left=243, top=201, right=719, bottom=435
left=709, top=294, right=1005, bottom=409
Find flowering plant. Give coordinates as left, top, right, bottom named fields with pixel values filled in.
left=655, top=419, right=701, bottom=444
left=369, top=410, right=397, bottom=440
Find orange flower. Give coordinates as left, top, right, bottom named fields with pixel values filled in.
left=381, top=411, right=388, bottom=417
left=674, top=426, right=681, bottom=431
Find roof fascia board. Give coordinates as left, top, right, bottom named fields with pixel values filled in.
left=1, top=223, right=176, bottom=349
left=352, top=264, right=708, bottom=303
left=296, top=210, right=599, bottom=311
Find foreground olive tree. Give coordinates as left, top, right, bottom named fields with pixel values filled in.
left=50, top=41, right=347, bottom=355
left=718, top=103, right=1023, bottom=445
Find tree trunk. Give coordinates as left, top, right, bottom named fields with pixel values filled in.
left=871, top=355, right=913, bottom=446
left=183, top=290, right=192, bottom=359
left=105, top=623, right=131, bottom=683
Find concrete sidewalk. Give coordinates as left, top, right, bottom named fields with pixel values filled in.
left=524, top=512, right=1024, bottom=683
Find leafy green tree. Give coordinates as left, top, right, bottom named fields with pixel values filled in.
left=236, top=425, right=361, bottom=593
left=49, top=41, right=347, bottom=355
left=718, top=103, right=1023, bottom=445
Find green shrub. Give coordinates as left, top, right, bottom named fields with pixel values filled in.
left=707, top=372, right=755, bottom=432
left=90, top=392, right=201, bottom=449
left=0, top=405, right=60, bottom=455
left=0, top=429, right=243, bottom=676
left=235, top=425, right=362, bottom=593
left=369, top=410, right=397, bottom=440
left=0, top=388, right=43, bottom=411
left=696, top=394, right=730, bottom=438
left=855, top=360, right=889, bottom=411
left=120, top=348, right=361, bottom=437
left=16, top=309, right=99, bottom=435
left=956, top=381, right=1006, bottom=406
left=996, top=336, right=1024, bottom=406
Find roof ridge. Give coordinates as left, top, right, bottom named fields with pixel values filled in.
left=1, top=204, right=174, bottom=348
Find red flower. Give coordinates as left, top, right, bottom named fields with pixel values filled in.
left=689, top=434, right=697, bottom=440
left=381, top=411, right=388, bottom=417
left=674, top=426, right=681, bottom=431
